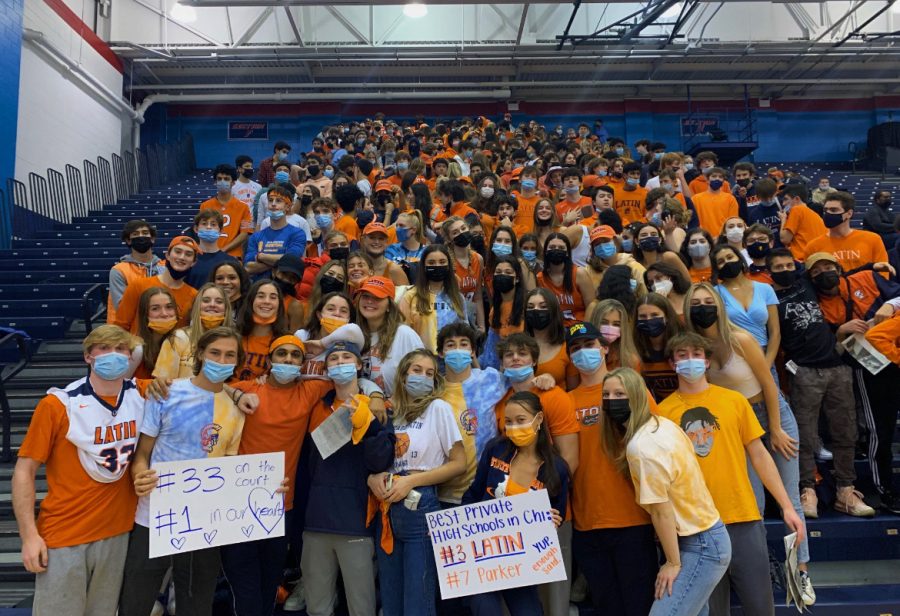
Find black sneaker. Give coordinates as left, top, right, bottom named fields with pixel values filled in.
left=882, top=491, right=900, bottom=515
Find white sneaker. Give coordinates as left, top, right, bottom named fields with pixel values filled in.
left=283, top=579, right=306, bottom=612
left=150, top=600, right=165, bottom=616
left=815, top=446, right=833, bottom=462
left=800, top=571, right=817, bottom=606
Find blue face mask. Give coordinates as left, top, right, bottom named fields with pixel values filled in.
left=521, top=179, right=537, bottom=191
left=315, top=213, right=333, bottom=229
left=564, top=185, right=580, bottom=195
left=492, top=242, right=513, bottom=257
left=328, top=363, right=358, bottom=385
left=197, top=229, right=220, bottom=243
left=598, top=169, right=608, bottom=177
left=269, top=209, right=286, bottom=221
left=275, top=171, right=290, bottom=183
left=397, top=162, right=409, bottom=171
left=324, top=168, right=334, bottom=179
left=571, top=348, right=603, bottom=373
left=675, top=358, right=707, bottom=382
left=216, top=179, right=231, bottom=192
left=202, top=359, right=235, bottom=383
left=654, top=152, right=664, bottom=160
left=270, top=363, right=301, bottom=384
left=626, top=177, right=639, bottom=187
left=621, top=238, right=634, bottom=252
left=396, top=226, right=411, bottom=243
left=444, top=349, right=473, bottom=374
left=522, top=249, right=537, bottom=264
left=405, top=374, right=435, bottom=397
left=593, top=242, right=617, bottom=259
left=277, top=151, right=289, bottom=161
left=465, top=149, right=474, bottom=158
left=615, top=147, right=625, bottom=156
left=504, top=365, right=534, bottom=383
left=650, top=212, right=662, bottom=226
left=629, top=278, right=637, bottom=291
left=92, top=352, right=130, bottom=380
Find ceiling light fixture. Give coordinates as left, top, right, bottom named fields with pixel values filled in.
left=403, top=3, right=427, bottom=19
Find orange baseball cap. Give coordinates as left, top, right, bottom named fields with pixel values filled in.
left=363, top=222, right=389, bottom=237
left=375, top=179, right=393, bottom=193
left=168, top=235, right=202, bottom=254
left=589, top=225, right=615, bottom=244
left=356, top=276, right=395, bottom=299
left=268, top=335, right=306, bottom=355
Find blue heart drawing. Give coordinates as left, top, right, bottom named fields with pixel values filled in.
left=170, top=537, right=186, bottom=550
left=241, top=525, right=254, bottom=538
left=203, top=530, right=218, bottom=545
left=247, top=487, right=285, bottom=535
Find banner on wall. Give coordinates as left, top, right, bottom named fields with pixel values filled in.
left=680, top=116, right=720, bottom=137
left=228, top=121, right=269, bottom=140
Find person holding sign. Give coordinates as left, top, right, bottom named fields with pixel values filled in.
left=368, top=349, right=465, bottom=616
left=601, top=367, right=730, bottom=615
left=462, top=391, right=569, bottom=616
left=120, top=327, right=247, bottom=616
left=302, top=339, right=394, bottom=616
left=13, top=325, right=145, bottom=616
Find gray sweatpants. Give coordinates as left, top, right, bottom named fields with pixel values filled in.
left=708, top=521, right=774, bottom=616
left=300, top=531, right=376, bottom=616
left=33, top=532, right=129, bottom=616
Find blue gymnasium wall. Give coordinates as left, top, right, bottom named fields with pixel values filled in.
left=0, top=0, right=24, bottom=249
left=145, top=97, right=900, bottom=169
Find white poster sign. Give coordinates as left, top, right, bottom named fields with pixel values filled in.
left=148, top=452, right=285, bottom=557
left=426, top=490, right=567, bottom=599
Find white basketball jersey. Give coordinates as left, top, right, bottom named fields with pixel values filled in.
left=49, top=377, right=145, bottom=483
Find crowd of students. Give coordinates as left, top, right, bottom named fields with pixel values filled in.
left=12, top=113, right=900, bottom=616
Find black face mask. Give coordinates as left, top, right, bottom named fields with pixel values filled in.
left=746, top=242, right=770, bottom=259
left=545, top=249, right=568, bottom=265
left=274, top=278, right=297, bottom=298
left=823, top=212, right=844, bottom=229
left=130, top=236, right=153, bottom=253
left=300, top=195, right=313, bottom=207
left=635, top=316, right=666, bottom=337
left=241, top=168, right=255, bottom=179
left=329, top=247, right=350, bottom=261
left=638, top=237, right=660, bottom=253
left=878, top=199, right=892, bottom=208
left=320, top=275, right=345, bottom=294
left=525, top=309, right=552, bottom=331
left=736, top=178, right=751, bottom=188
left=770, top=269, right=796, bottom=288
left=470, top=235, right=486, bottom=253
left=812, top=270, right=840, bottom=291
left=452, top=231, right=472, bottom=248
left=425, top=265, right=450, bottom=282
left=168, top=264, right=191, bottom=280
left=494, top=274, right=516, bottom=294
left=717, top=261, right=743, bottom=280
left=357, top=210, right=375, bottom=229
left=307, top=165, right=320, bottom=177
left=690, top=304, right=718, bottom=329
left=602, top=398, right=631, bottom=426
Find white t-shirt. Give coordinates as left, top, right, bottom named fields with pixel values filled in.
left=261, top=213, right=312, bottom=243
left=361, top=324, right=423, bottom=397
left=391, top=399, right=462, bottom=474
left=571, top=225, right=591, bottom=267
left=232, top=180, right=262, bottom=208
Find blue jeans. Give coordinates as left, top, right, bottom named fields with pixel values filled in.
left=470, top=586, right=543, bottom=616
left=650, top=520, right=731, bottom=616
left=748, top=394, right=810, bottom=564
left=376, top=485, right=439, bottom=616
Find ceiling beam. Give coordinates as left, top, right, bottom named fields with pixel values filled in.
left=516, top=4, right=530, bottom=45
left=129, top=0, right=226, bottom=46
left=325, top=6, right=368, bottom=43
left=232, top=6, right=274, bottom=47
left=283, top=6, right=304, bottom=45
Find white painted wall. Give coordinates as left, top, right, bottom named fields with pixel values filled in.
left=15, top=0, right=132, bottom=184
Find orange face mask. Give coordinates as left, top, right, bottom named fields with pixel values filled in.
left=506, top=416, right=539, bottom=448
left=200, top=315, right=226, bottom=329
left=253, top=314, right=277, bottom=326
left=320, top=316, right=349, bottom=335
left=148, top=317, right=177, bottom=334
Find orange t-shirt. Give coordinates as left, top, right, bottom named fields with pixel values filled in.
left=689, top=176, right=731, bottom=195
left=537, top=268, right=585, bottom=326
left=569, top=381, right=655, bottom=531
left=112, top=275, right=197, bottom=334
left=747, top=269, right=774, bottom=285
left=238, top=334, right=273, bottom=381
left=333, top=212, right=360, bottom=242
left=495, top=386, right=580, bottom=439
left=817, top=271, right=882, bottom=326
left=783, top=203, right=826, bottom=262
left=512, top=192, right=539, bottom=234
left=689, top=266, right=712, bottom=284
left=691, top=191, right=739, bottom=236
left=865, top=312, right=900, bottom=365
left=582, top=175, right=609, bottom=189
left=18, top=389, right=151, bottom=548
left=453, top=251, right=482, bottom=304
left=555, top=196, right=592, bottom=221
left=233, top=379, right=332, bottom=510
left=199, top=196, right=253, bottom=257
left=805, top=229, right=889, bottom=274
left=536, top=344, right=577, bottom=389
left=613, top=185, right=648, bottom=225
left=450, top=201, right=478, bottom=220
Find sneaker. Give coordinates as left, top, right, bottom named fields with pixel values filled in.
left=834, top=486, right=876, bottom=517
left=283, top=579, right=306, bottom=612
left=800, top=487, right=819, bottom=519
left=799, top=571, right=817, bottom=606
left=881, top=490, right=900, bottom=516
left=570, top=572, right=588, bottom=602
left=815, top=446, right=833, bottom=462
left=150, top=601, right=165, bottom=616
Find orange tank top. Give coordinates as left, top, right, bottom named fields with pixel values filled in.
left=537, top=267, right=585, bottom=326
left=454, top=251, right=482, bottom=303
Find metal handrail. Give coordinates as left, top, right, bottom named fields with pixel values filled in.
left=0, top=332, right=31, bottom=463
left=81, top=283, right=109, bottom=334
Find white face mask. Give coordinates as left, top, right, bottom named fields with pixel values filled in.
left=725, top=227, right=745, bottom=243
left=653, top=279, right=673, bottom=297
left=480, top=186, right=495, bottom=199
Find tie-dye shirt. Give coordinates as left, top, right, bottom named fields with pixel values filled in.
left=135, top=378, right=245, bottom=527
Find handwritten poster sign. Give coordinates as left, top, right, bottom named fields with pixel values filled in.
left=680, top=116, right=720, bottom=137
left=148, top=452, right=285, bottom=557
left=426, top=490, right=566, bottom=599
left=228, top=121, right=269, bottom=140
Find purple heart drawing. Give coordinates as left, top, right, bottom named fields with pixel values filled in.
left=203, top=530, right=218, bottom=545
left=241, top=525, right=254, bottom=538
left=247, top=487, right=285, bottom=535
left=170, top=537, right=186, bottom=550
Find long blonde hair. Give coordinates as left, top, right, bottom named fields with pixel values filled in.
left=682, top=282, right=743, bottom=359
left=391, top=349, right=446, bottom=424
left=355, top=292, right=406, bottom=357
left=186, top=283, right=234, bottom=346
left=600, top=367, right=658, bottom=476
left=589, top=299, right=641, bottom=370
